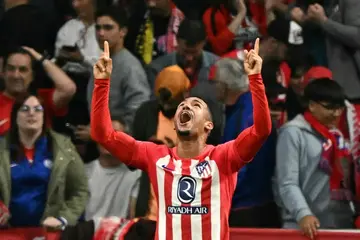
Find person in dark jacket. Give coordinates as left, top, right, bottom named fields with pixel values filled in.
left=212, top=56, right=280, bottom=228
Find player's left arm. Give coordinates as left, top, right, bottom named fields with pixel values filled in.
left=224, top=39, right=272, bottom=172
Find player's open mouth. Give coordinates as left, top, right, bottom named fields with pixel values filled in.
left=179, top=111, right=192, bottom=124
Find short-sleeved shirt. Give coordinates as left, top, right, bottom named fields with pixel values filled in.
left=0, top=89, right=67, bottom=136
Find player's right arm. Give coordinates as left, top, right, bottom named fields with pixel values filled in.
left=90, top=41, right=149, bottom=171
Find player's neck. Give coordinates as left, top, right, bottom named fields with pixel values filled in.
left=177, top=139, right=207, bottom=159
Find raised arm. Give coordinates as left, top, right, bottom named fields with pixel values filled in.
left=22, top=46, right=76, bottom=108
left=90, top=41, right=149, bottom=171
left=223, top=39, right=272, bottom=172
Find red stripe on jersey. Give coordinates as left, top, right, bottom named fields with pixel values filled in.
left=201, top=176, right=212, bottom=239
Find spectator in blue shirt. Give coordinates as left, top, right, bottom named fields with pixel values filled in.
left=0, top=94, right=89, bottom=229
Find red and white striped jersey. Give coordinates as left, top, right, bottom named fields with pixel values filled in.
left=130, top=142, right=242, bottom=240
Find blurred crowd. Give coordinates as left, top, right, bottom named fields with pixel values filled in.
left=0, top=0, right=360, bottom=239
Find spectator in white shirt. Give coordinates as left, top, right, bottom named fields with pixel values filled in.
left=54, top=0, right=102, bottom=72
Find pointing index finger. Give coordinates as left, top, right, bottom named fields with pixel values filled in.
left=104, top=41, right=110, bottom=58
left=254, top=38, right=260, bottom=55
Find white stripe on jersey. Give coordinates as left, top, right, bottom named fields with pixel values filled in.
left=209, top=159, right=221, bottom=240
left=190, top=159, right=202, bottom=239
left=156, top=155, right=171, bottom=240
left=172, top=159, right=183, bottom=240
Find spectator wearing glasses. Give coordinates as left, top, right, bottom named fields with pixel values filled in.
left=87, top=7, right=150, bottom=130
left=0, top=94, right=89, bottom=229
left=274, top=79, right=360, bottom=238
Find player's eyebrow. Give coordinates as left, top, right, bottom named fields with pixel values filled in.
left=192, top=99, right=204, bottom=106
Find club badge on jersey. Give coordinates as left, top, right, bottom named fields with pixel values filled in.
left=195, top=161, right=212, bottom=178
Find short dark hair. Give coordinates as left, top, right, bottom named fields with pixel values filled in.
left=3, top=47, right=34, bottom=69
left=96, top=7, right=128, bottom=28
left=261, top=58, right=286, bottom=99
left=287, top=47, right=313, bottom=77
left=177, top=19, right=206, bottom=46
left=304, top=78, right=346, bottom=107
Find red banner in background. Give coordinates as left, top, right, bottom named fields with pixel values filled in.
left=1, top=227, right=360, bottom=240
left=230, top=228, right=360, bottom=240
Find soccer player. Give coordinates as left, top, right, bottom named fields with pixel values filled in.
left=90, top=39, right=271, bottom=240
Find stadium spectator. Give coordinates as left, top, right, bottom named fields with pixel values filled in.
left=0, top=94, right=88, bottom=228
left=147, top=18, right=218, bottom=91
left=85, top=117, right=141, bottom=221
left=261, top=58, right=287, bottom=127
left=307, top=0, right=360, bottom=102
left=212, top=57, right=280, bottom=228
left=55, top=0, right=102, bottom=72
left=125, top=0, right=184, bottom=64
left=274, top=79, right=360, bottom=238
left=87, top=7, right=150, bottom=130
left=286, top=63, right=332, bottom=121
left=53, top=0, right=102, bottom=161
left=202, top=0, right=247, bottom=55
left=0, top=48, right=76, bottom=136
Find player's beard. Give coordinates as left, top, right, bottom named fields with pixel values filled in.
left=177, top=129, right=191, bottom=137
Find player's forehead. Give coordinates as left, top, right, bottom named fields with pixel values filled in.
left=181, top=97, right=206, bottom=106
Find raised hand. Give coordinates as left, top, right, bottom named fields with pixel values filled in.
left=22, top=46, right=43, bottom=61
left=93, top=41, right=113, bottom=79
left=236, top=0, right=247, bottom=17
left=243, top=38, right=262, bottom=75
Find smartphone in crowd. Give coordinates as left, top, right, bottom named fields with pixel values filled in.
left=65, top=123, right=77, bottom=132
left=62, top=45, right=78, bottom=52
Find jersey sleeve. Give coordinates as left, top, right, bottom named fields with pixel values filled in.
left=216, top=74, right=272, bottom=173
left=90, top=79, right=153, bottom=172
left=37, top=88, right=68, bottom=116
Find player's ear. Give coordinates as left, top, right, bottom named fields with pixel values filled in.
left=120, top=27, right=128, bottom=38
left=204, top=121, right=213, bottom=133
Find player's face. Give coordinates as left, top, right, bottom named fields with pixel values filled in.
left=174, top=97, right=213, bottom=137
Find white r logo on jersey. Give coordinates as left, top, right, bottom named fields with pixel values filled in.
left=177, top=176, right=196, bottom=204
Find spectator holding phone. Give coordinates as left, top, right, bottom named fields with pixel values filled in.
left=55, top=0, right=102, bottom=71
left=0, top=94, right=89, bottom=229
